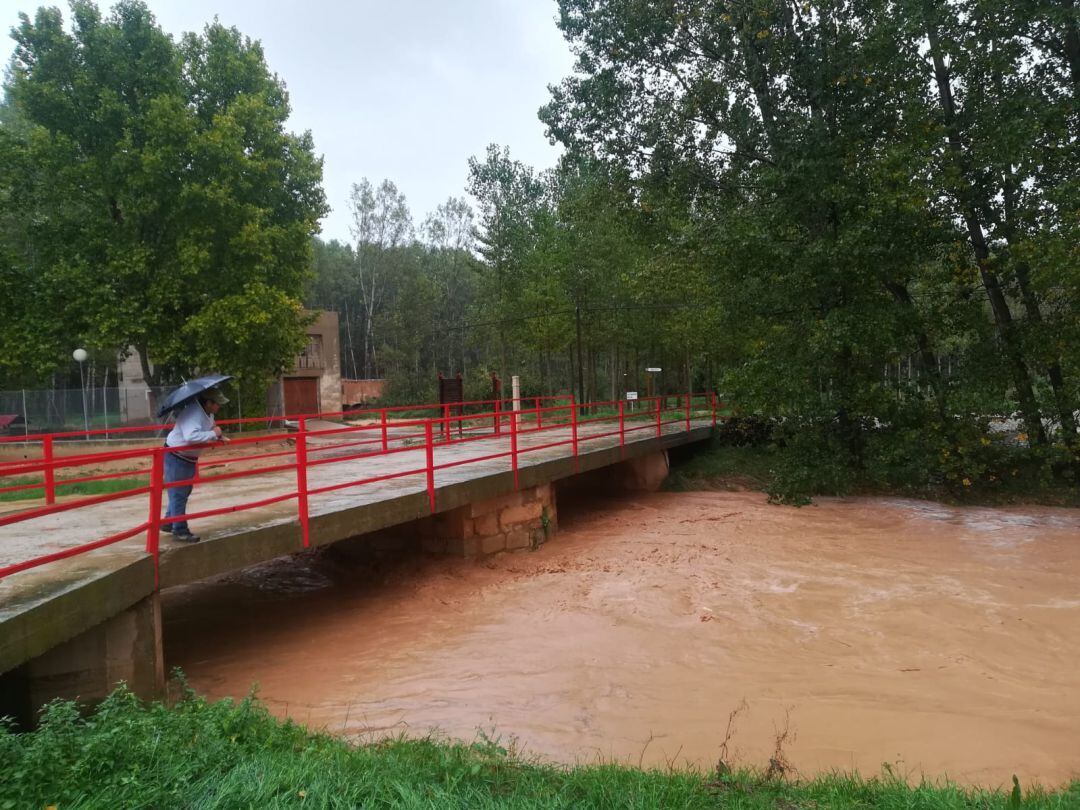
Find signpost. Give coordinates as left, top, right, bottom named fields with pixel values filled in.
left=437, top=372, right=464, bottom=442
left=644, top=366, right=661, bottom=401
left=626, top=391, right=638, bottom=400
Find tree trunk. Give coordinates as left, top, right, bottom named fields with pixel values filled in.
left=924, top=16, right=1046, bottom=444
left=1062, top=0, right=1080, bottom=88
left=999, top=172, right=1077, bottom=441
left=137, top=346, right=157, bottom=387
left=882, top=278, right=959, bottom=441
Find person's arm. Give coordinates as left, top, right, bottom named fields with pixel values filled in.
left=173, top=404, right=220, bottom=446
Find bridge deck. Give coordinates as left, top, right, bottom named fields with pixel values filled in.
left=1, top=416, right=711, bottom=674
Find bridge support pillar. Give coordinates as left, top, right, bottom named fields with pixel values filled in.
left=426, top=483, right=557, bottom=557
left=0, top=593, right=164, bottom=726
left=618, top=450, right=670, bottom=492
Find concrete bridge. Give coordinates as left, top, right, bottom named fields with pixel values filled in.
left=0, top=398, right=713, bottom=723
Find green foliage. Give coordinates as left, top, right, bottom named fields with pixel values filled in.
left=0, top=474, right=146, bottom=503
left=0, top=1, right=327, bottom=387
left=669, top=428, right=1080, bottom=509
left=535, top=0, right=1079, bottom=499
left=1, top=685, right=1076, bottom=808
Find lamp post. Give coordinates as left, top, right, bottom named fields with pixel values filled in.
left=73, top=348, right=89, bottom=437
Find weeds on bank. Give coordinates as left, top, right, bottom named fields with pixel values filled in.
left=1, top=681, right=1077, bottom=808
left=0, top=474, right=148, bottom=503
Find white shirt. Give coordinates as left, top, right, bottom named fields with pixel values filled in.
left=165, top=401, right=218, bottom=456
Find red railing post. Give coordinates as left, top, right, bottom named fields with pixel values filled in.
left=618, top=399, right=626, bottom=458
left=509, top=407, right=519, bottom=489
left=442, top=404, right=451, bottom=444
left=494, top=398, right=502, bottom=436
left=43, top=436, right=56, bottom=505
left=424, top=419, right=436, bottom=513
left=146, top=446, right=164, bottom=587
left=570, top=394, right=579, bottom=458
left=535, top=396, right=542, bottom=430
left=655, top=396, right=662, bottom=437
left=711, top=392, right=718, bottom=427
left=685, top=393, right=691, bottom=432
left=296, top=417, right=310, bottom=548
left=380, top=408, right=388, bottom=452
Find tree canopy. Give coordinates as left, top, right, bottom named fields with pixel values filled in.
left=533, top=0, right=1078, bottom=496
left=0, top=0, right=327, bottom=388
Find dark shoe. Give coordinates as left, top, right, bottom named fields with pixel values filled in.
left=172, top=532, right=201, bottom=543
left=160, top=524, right=174, bottom=535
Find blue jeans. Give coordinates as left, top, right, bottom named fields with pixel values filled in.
left=164, top=452, right=197, bottom=534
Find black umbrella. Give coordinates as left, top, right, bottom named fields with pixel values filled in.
left=156, top=374, right=233, bottom=418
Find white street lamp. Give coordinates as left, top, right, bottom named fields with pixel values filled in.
left=73, top=348, right=89, bottom=436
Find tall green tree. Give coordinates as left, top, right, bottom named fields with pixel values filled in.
left=348, top=178, right=413, bottom=379
left=2, top=0, right=327, bottom=387
left=420, top=196, right=479, bottom=376
left=538, top=0, right=1078, bottom=493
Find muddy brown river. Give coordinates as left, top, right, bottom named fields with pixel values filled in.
left=163, top=491, right=1080, bottom=788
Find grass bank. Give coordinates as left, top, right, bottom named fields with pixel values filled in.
left=0, top=474, right=148, bottom=503
left=1, top=686, right=1076, bottom=808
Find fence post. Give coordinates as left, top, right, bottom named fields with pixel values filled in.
left=380, top=408, right=388, bottom=452
left=618, top=399, right=625, bottom=458
left=147, top=447, right=163, bottom=587
left=535, top=396, right=542, bottom=430
left=570, top=394, right=579, bottom=459
left=494, top=397, right=502, bottom=436
left=442, top=404, right=450, bottom=444
left=711, top=393, right=718, bottom=428
left=424, top=419, right=436, bottom=513
left=655, top=396, right=662, bottom=438
left=43, top=435, right=56, bottom=505
left=510, top=407, right=519, bottom=490
left=296, top=417, right=310, bottom=548
left=685, top=393, right=691, bottom=432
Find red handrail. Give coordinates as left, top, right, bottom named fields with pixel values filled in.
left=0, top=392, right=715, bottom=582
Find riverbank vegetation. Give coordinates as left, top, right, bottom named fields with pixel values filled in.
left=2, top=685, right=1076, bottom=808
left=666, top=421, right=1080, bottom=508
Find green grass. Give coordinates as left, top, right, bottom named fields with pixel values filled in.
left=2, top=685, right=1076, bottom=809
left=0, top=474, right=147, bottom=503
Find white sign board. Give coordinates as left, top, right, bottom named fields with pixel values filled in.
left=626, top=391, right=638, bottom=401
left=645, top=367, right=662, bottom=372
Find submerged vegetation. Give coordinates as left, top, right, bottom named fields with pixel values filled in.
left=667, top=419, right=1080, bottom=508
left=1, top=685, right=1077, bottom=809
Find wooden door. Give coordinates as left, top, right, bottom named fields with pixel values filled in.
left=283, top=377, right=319, bottom=416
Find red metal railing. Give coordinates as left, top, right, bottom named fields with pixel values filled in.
left=0, top=392, right=721, bottom=583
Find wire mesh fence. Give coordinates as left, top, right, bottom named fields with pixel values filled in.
left=0, top=387, right=173, bottom=436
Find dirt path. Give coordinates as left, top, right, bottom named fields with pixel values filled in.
left=163, top=491, right=1080, bottom=788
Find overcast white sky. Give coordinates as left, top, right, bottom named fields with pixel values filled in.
left=0, top=0, right=575, bottom=243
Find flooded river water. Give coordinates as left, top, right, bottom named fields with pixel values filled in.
left=163, top=490, right=1080, bottom=788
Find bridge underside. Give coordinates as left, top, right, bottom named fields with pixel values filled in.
left=0, top=421, right=710, bottom=723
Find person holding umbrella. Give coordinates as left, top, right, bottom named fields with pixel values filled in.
left=160, top=378, right=232, bottom=542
